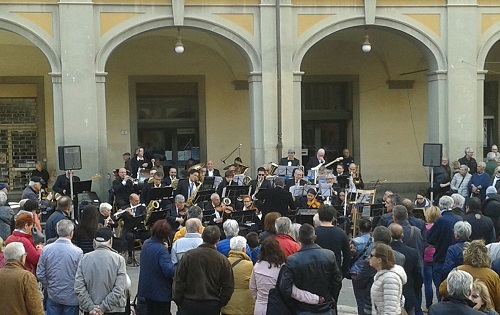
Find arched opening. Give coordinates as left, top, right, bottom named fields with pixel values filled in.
left=0, top=29, right=54, bottom=192
left=103, top=26, right=252, bottom=172
left=482, top=38, right=500, bottom=157
left=298, top=24, right=441, bottom=187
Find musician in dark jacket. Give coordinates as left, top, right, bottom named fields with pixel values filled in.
left=255, top=177, right=296, bottom=217
left=216, top=170, right=238, bottom=197
left=175, top=169, right=199, bottom=201
left=52, top=171, right=81, bottom=196
left=279, top=148, right=300, bottom=166
left=112, top=168, right=138, bottom=208
left=131, top=147, right=151, bottom=179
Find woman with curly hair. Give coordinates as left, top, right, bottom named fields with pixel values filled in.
left=470, top=280, right=499, bottom=315
left=440, top=239, right=500, bottom=313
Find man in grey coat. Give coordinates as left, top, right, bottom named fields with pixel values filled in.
left=74, top=227, right=128, bottom=315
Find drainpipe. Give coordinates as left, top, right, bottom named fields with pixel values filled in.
left=275, top=0, right=283, bottom=160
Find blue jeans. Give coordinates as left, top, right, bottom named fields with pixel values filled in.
left=46, top=298, right=79, bottom=315
left=424, top=262, right=442, bottom=308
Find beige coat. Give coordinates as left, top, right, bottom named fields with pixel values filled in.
left=221, top=250, right=255, bottom=315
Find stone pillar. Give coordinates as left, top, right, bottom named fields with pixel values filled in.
left=58, top=0, right=108, bottom=198
left=427, top=70, right=448, bottom=152
left=279, top=0, right=301, bottom=163
left=248, top=72, right=264, bottom=173
left=446, top=0, right=481, bottom=160
left=291, top=71, right=304, bottom=163
left=50, top=72, right=64, bottom=158
left=259, top=0, right=279, bottom=166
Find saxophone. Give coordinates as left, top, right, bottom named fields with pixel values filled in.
left=145, top=200, right=160, bottom=226
left=186, top=181, right=202, bottom=207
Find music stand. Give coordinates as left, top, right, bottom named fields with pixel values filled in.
left=146, top=210, right=167, bottom=228
left=370, top=204, right=385, bottom=217
left=356, top=193, right=372, bottom=204
left=194, top=189, right=215, bottom=206
left=289, top=186, right=305, bottom=198
left=318, top=184, right=332, bottom=199
left=224, top=186, right=250, bottom=198
left=296, top=209, right=318, bottom=225
left=202, top=177, right=215, bottom=190
left=275, top=166, right=296, bottom=178
left=303, top=184, right=317, bottom=196
left=73, top=180, right=92, bottom=222
left=214, top=176, right=223, bottom=189
left=317, top=176, right=327, bottom=185
left=232, top=211, right=244, bottom=223
left=149, top=187, right=173, bottom=202
left=233, top=174, right=247, bottom=186
left=242, top=211, right=255, bottom=223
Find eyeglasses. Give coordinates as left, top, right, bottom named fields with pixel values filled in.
left=471, top=294, right=480, bottom=299
left=258, top=174, right=265, bottom=176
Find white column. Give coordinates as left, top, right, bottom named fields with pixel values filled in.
left=248, top=72, right=264, bottom=173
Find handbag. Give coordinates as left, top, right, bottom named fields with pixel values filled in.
left=31, top=225, right=45, bottom=244
left=31, top=213, right=45, bottom=244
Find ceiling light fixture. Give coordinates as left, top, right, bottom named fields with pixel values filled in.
left=174, top=27, right=184, bottom=54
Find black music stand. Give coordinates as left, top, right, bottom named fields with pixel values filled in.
left=224, top=186, right=250, bottom=199
left=370, top=204, right=385, bottom=217
left=202, top=177, right=215, bottom=190
left=232, top=211, right=244, bottom=223
left=73, top=180, right=92, bottom=222
left=296, top=208, right=318, bottom=225
left=128, top=214, right=147, bottom=266
left=146, top=210, right=167, bottom=228
left=149, top=187, right=173, bottom=203
left=318, top=184, right=332, bottom=198
left=194, top=189, right=215, bottom=206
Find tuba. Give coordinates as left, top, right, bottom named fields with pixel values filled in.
left=234, top=161, right=249, bottom=175
left=269, top=162, right=279, bottom=175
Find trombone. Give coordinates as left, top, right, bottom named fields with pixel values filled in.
left=221, top=144, right=242, bottom=164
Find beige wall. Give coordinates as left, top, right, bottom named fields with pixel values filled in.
left=301, top=29, right=429, bottom=183
left=0, top=37, right=55, bottom=176
left=105, top=32, right=250, bottom=172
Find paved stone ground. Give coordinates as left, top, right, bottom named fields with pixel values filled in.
left=126, top=250, right=358, bottom=314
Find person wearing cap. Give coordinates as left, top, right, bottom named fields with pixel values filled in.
left=255, top=177, right=296, bottom=218
left=53, top=170, right=81, bottom=197
left=279, top=148, right=300, bottom=167
left=74, top=227, right=127, bottom=315
left=21, top=176, right=53, bottom=207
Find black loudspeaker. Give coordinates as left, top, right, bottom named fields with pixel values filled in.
left=423, top=143, right=442, bottom=167
left=58, top=145, right=82, bottom=170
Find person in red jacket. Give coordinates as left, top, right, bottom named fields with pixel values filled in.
left=5, top=213, right=42, bottom=275
left=274, top=217, right=300, bottom=256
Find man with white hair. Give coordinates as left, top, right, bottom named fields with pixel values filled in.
left=216, top=219, right=251, bottom=257
left=428, top=195, right=463, bottom=284
left=166, top=194, right=186, bottom=231
left=74, top=227, right=127, bottom=315
left=458, top=147, right=478, bottom=175
left=275, top=217, right=300, bottom=256
left=0, top=242, right=44, bottom=314
left=428, top=270, right=483, bottom=315
left=37, top=220, right=83, bottom=315
left=221, top=236, right=254, bottom=315
left=486, top=152, right=498, bottom=176
left=305, top=148, right=326, bottom=172
left=468, top=162, right=490, bottom=201
left=171, top=218, right=203, bottom=264
left=21, top=175, right=53, bottom=205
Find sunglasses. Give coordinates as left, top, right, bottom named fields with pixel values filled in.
left=471, top=294, right=480, bottom=299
